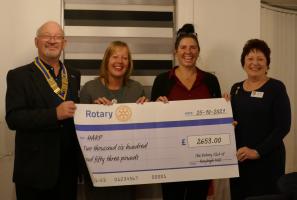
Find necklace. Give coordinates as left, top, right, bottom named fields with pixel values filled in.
left=34, top=57, right=68, bottom=100
left=108, top=88, right=124, bottom=104
left=244, top=77, right=269, bottom=91
left=102, top=81, right=124, bottom=104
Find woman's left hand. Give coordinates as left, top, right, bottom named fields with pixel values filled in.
left=222, top=92, right=231, bottom=101
left=237, top=146, right=260, bottom=162
left=136, top=96, right=148, bottom=104
left=94, top=97, right=113, bottom=105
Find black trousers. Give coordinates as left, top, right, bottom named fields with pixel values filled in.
left=162, top=180, right=210, bottom=200
left=15, top=174, right=77, bottom=200
left=82, top=161, right=135, bottom=200
left=234, top=172, right=297, bottom=200
left=245, top=194, right=288, bottom=200
left=278, top=172, right=297, bottom=200
left=15, top=163, right=78, bottom=200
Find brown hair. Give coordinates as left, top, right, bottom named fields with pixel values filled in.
left=175, top=23, right=200, bottom=51
left=241, top=39, right=271, bottom=68
left=99, top=41, right=133, bottom=85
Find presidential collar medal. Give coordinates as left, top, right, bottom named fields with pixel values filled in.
left=34, top=57, right=68, bottom=101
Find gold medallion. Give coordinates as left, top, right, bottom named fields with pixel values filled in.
left=34, top=57, right=68, bottom=100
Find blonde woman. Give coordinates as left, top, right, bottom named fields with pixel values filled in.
left=80, top=40, right=147, bottom=200
left=80, top=40, right=146, bottom=105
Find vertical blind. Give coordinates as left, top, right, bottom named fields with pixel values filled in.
left=63, top=0, right=175, bottom=98
left=261, top=4, right=297, bottom=172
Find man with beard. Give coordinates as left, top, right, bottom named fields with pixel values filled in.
left=5, top=21, right=81, bottom=200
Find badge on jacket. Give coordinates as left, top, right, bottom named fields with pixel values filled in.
left=251, top=91, right=264, bottom=98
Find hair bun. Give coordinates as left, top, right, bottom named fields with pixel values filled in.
left=178, top=23, right=195, bottom=34
left=174, top=23, right=199, bottom=50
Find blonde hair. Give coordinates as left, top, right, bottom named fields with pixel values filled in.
left=99, top=41, right=133, bottom=85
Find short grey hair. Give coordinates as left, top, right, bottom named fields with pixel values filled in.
left=36, top=21, right=65, bottom=37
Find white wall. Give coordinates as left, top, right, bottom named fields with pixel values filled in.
left=0, top=2, right=13, bottom=121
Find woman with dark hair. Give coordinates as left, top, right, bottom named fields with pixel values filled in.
left=229, top=39, right=291, bottom=200
left=151, top=23, right=221, bottom=200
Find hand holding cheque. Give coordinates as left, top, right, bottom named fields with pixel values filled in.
left=74, top=98, right=239, bottom=187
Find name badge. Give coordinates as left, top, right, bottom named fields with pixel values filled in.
left=251, top=91, right=264, bottom=98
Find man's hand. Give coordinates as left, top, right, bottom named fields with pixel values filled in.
left=56, top=101, right=77, bottom=120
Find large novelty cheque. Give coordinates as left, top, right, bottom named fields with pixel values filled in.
left=74, top=98, right=239, bottom=187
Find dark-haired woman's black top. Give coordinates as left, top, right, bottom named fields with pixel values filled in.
left=151, top=67, right=221, bottom=101
left=229, top=78, right=291, bottom=200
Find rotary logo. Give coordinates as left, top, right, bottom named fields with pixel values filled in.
left=115, top=105, right=132, bottom=122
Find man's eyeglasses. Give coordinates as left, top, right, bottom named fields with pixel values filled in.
left=38, top=35, right=64, bottom=42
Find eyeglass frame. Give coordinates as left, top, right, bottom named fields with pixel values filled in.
left=37, top=35, right=65, bottom=42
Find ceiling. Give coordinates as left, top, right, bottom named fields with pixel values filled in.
left=262, top=0, right=297, bottom=11
left=66, top=0, right=297, bottom=11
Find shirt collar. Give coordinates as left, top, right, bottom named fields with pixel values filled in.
left=39, top=58, right=62, bottom=75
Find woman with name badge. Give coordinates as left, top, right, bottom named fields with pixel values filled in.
left=80, top=40, right=147, bottom=200
left=151, top=23, right=221, bottom=200
left=229, top=39, right=291, bottom=200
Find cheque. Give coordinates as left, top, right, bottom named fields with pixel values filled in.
left=74, top=98, right=239, bottom=187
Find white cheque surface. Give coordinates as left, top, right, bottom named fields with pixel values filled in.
left=75, top=98, right=239, bottom=187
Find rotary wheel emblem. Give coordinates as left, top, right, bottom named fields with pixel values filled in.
left=115, top=105, right=132, bottom=122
